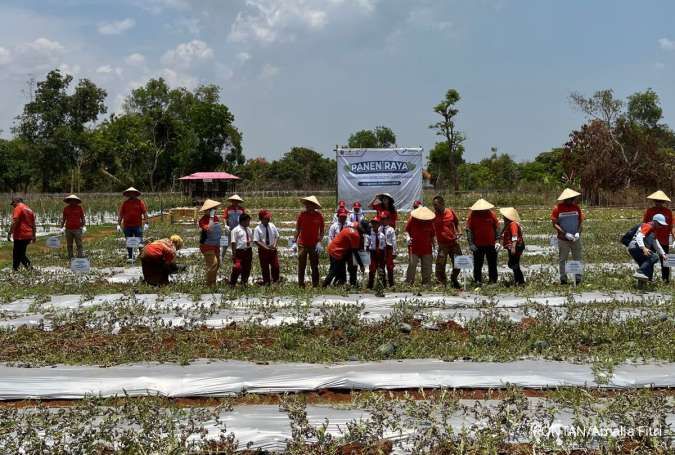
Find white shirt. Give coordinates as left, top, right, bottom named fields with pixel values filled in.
left=379, top=225, right=397, bottom=255
left=328, top=220, right=348, bottom=242
left=253, top=222, right=280, bottom=248
left=366, top=230, right=386, bottom=251
left=230, top=225, right=252, bottom=250
left=349, top=211, right=364, bottom=224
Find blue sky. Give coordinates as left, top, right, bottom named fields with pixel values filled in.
left=1, top=0, right=674, bottom=163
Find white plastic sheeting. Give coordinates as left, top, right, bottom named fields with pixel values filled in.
left=0, top=359, right=673, bottom=400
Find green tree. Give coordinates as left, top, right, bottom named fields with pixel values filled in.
left=627, top=88, right=662, bottom=130
left=268, top=147, right=336, bottom=189
left=0, top=139, right=33, bottom=192
left=347, top=126, right=396, bottom=148
left=430, top=89, right=465, bottom=192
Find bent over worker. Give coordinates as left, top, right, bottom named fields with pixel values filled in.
left=629, top=214, right=669, bottom=282
left=643, top=190, right=673, bottom=283
left=323, top=220, right=369, bottom=287
left=140, top=235, right=183, bottom=286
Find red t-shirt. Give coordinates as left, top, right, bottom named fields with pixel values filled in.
left=643, top=207, right=672, bottom=245
left=373, top=202, right=398, bottom=227
left=327, top=227, right=361, bottom=260
left=63, top=205, right=85, bottom=230
left=12, top=203, right=35, bottom=240
left=405, top=218, right=434, bottom=256
left=119, top=199, right=147, bottom=228
left=551, top=203, right=584, bottom=240
left=296, top=210, right=324, bottom=247
left=501, top=221, right=524, bottom=250
left=143, top=239, right=176, bottom=263
left=466, top=210, right=499, bottom=247
left=433, top=208, right=459, bottom=245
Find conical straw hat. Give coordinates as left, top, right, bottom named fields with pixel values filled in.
left=63, top=194, right=81, bottom=203
left=123, top=187, right=141, bottom=196
left=646, top=190, right=671, bottom=202
left=199, top=199, right=222, bottom=212
left=557, top=188, right=581, bottom=201
left=300, top=195, right=322, bottom=208
left=227, top=194, right=244, bottom=203
left=411, top=206, right=435, bottom=221
left=499, top=207, right=521, bottom=222
left=470, top=198, right=494, bottom=211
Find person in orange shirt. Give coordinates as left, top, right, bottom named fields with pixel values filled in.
left=642, top=191, right=674, bottom=283
left=323, top=220, right=368, bottom=287
left=405, top=206, right=436, bottom=285
left=140, top=235, right=184, bottom=286
left=499, top=207, right=525, bottom=285
left=466, top=199, right=501, bottom=284
left=7, top=197, right=36, bottom=271
left=117, top=187, right=148, bottom=262
left=432, top=195, right=462, bottom=289
left=197, top=199, right=222, bottom=287
left=60, top=194, right=86, bottom=259
left=294, top=196, right=325, bottom=288
left=551, top=188, right=584, bottom=285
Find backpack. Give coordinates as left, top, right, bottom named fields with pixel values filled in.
left=620, top=224, right=641, bottom=247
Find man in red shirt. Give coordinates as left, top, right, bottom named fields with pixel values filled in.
left=118, top=187, right=148, bottom=261
left=61, top=194, right=86, bottom=259
left=7, top=197, right=36, bottom=271
left=323, top=220, right=368, bottom=287
left=432, top=195, right=462, bottom=289
left=466, top=199, right=501, bottom=284
left=140, top=235, right=183, bottom=286
left=551, top=188, right=584, bottom=285
left=405, top=206, right=435, bottom=285
left=295, top=196, right=325, bottom=287
left=643, top=190, right=673, bottom=283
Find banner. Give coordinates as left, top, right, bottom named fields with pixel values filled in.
left=336, top=148, right=423, bottom=211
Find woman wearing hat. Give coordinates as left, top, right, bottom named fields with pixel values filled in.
left=466, top=199, right=501, bottom=284
left=254, top=210, right=281, bottom=285
left=295, top=196, right=325, bottom=287
left=370, top=193, right=398, bottom=228
left=118, top=187, right=148, bottom=262
left=222, top=195, right=246, bottom=260
left=551, top=188, right=584, bottom=285
left=140, top=235, right=184, bottom=286
left=642, top=191, right=673, bottom=283
left=198, top=199, right=223, bottom=286
left=405, top=206, right=436, bottom=285
left=500, top=207, right=525, bottom=285
left=60, top=194, right=86, bottom=259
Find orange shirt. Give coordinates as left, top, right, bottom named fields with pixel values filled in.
left=501, top=221, right=524, bottom=250
left=433, top=208, right=459, bottom=245
left=143, top=239, right=176, bottom=263
left=551, top=203, right=584, bottom=240
left=405, top=218, right=434, bottom=256
left=63, top=205, right=85, bottom=230
left=466, top=210, right=499, bottom=247
left=327, top=227, right=360, bottom=260
left=119, top=199, right=147, bottom=228
left=643, top=207, right=672, bottom=245
left=12, top=203, right=35, bottom=240
left=296, top=210, right=325, bottom=247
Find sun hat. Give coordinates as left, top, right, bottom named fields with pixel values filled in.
left=646, top=190, right=671, bottom=202
left=470, top=198, right=495, bottom=211
left=411, top=206, right=435, bottom=221
left=557, top=188, right=581, bottom=201
left=499, top=207, right=521, bottom=222
left=353, top=201, right=362, bottom=209
left=63, top=194, right=81, bottom=203
left=199, top=199, right=222, bottom=212
left=169, top=235, right=184, bottom=250
left=300, top=195, right=322, bottom=208
left=652, top=214, right=668, bottom=225
left=227, top=194, right=244, bottom=203
left=123, top=187, right=141, bottom=196
left=376, top=192, right=393, bottom=199
left=258, top=209, right=272, bottom=219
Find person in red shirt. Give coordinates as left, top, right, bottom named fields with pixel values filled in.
left=551, top=188, right=584, bottom=285
left=466, top=199, right=501, bottom=284
left=140, top=235, right=183, bottom=286
left=295, top=196, right=325, bottom=287
left=370, top=193, right=398, bottom=228
left=432, top=195, right=462, bottom=289
left=643, top=190, right=674, bottom=283
left=629, top=214, right=669, bottom=282
left=198, top=199, right=223, bottom=287
left=60, top=194, right=86, bottom=259
left=7, top=197, right=36, bottom=271
left=118, top=187, right=148, bottom=261
left=405, top=206, right=435, bottom=285
left=323, top=220, right=368, bottom=287
left=500, top=207, right=525, bottom=285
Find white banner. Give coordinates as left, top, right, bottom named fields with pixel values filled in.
left=336, top=148, right=423, bottom=212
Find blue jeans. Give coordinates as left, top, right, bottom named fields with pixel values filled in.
left=124, top=226, right=143, bottom=259
left=628, top=245, right=659, bottom=280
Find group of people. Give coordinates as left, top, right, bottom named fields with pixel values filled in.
left=5, top=187, right=673, bottom=287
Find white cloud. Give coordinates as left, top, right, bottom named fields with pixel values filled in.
left=58, top=63, right=80, bottom=75
left=125, top=52, right=146, bottom=66
left=160, top=67, right=198, bottom=89
left=259, top=63, right=280, bottom=79
left=0, top=47, right=11, bottom=66
left=136, top=0, right=191, bottom=14
left=408, top=7, right=453, bottom=33
left=161, top=39, right=213, bottom=68
left=658, top=37, right=675, bottom=50
left=236, top=52, right=251, bottom=63
left=96, top=65, right=113, bottom=73
left=655, top=62, right=665, bottom=71
left=25, top=37, right=64, bottom=53
left=98, top=18, right=136, bottom=35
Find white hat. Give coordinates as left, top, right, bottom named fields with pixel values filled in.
left=63, top=194, right=81, bottom=203
left=557, top=188, right=581, bottom=201
left=410, top=206, right=435, bottom=221
left=652, top=214, right=668, bottom=225
left=123, top=187, right=141, bottom=196
left=199, top=199, right=222, bottom=212
left=227, top=194, right=244, bottom=203
left=499, top=207, right=521, bottom=222
left=300, top=195, right=322, bottom=208
left=646, top=190, right=671, bottom=202
left=470, top=198, right=495, bottom=211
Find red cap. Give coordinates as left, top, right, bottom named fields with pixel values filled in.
left=338, top=200, right=346, bottom=207
left=353, top=201, right=362, bottom=209
left=337, top=208, right=348, bottom=217
left=258, top=209, right=272, bottom=219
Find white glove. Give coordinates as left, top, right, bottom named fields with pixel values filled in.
left=116, top=225, right=122, bottom=233
left=291, top=243, right=298, bottom=254
left=82, top=226, right=87, bottom=234
left=143, top=224, right=149, bottom=231
left=494, top=242, right=502, bottom=252
left=564, top=233, right=575, bottom=241
left=315, top=243, right=324, bottom=253
left=574, top=233, right=580, bottom=242
left=671, top=242, right=675, bottom=250
left=60, top=227, right=65, bottom=234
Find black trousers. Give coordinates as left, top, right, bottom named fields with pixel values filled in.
left=323, top=256, right=347, bottom=287
left=659, top=244, right=670, bottom=282
left=13, top=239, right=32, bottom=271
left=474, top=246, right=498, bottom=283
left=507, top=250, right=525, bottom=284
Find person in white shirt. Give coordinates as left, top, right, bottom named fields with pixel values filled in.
left=379, top=211, right=397, bottom=287
left=229, top=213, right=253, bottom=287
left=254, top=210, right=280, bottom=285
left=366, top=217, right=387, bottom=289
left=349, top=201, right=364, bottom=224
left=328, top=208, right=349, bottom=242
